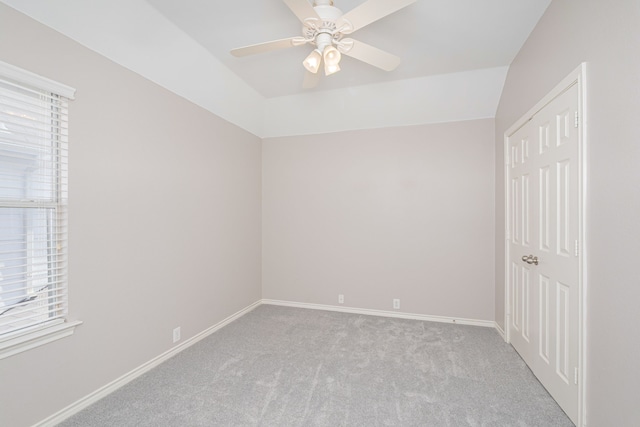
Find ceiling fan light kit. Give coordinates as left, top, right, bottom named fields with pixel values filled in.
left=323, top=45, right=341, bottom=65
left=321, top=44, right=342, bottom=75
left=303, top=49, right=322, bottom=73
left=324, top=61, right=340, bottom=76
left=231, top=0, right=416, bottom=87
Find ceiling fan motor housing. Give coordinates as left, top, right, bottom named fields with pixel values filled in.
left=304, top=0, right=345, bottom=51
left=312, top=0, right=336, bottom=9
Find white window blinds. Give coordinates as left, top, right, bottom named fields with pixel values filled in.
left=0, top=62, right=73, bottom=339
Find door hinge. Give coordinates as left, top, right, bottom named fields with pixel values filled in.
left=574, top=240, right=579, bottom=257
left=574, top=367, right=579, bottom=385
left=574, top=111, right=579, bottom=128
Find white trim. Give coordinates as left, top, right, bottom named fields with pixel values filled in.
left=503, top=63, right=587, bottom=427
left=503, top=114, right=511, bottom=344
left=0, top=320, right=82, bottom=360
left=0, top=60, right=76, bottom=99
left=261, top=299, right=495, bottom=328
left=33, top=300, right=261, bottom=427
left=494, top=322, right=506, bottom=340
left=577, top=62, right=588, bottom=427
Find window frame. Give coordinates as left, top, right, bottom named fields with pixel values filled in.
left=0, top=60, right=81, bottom=360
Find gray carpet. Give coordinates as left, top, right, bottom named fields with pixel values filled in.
left=59, top=305, right=574, bottom=426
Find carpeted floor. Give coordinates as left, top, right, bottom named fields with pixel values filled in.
left=59, top=305, right=574, bottom=426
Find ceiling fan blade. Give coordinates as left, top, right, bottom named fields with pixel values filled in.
left=339, top=38, right=401, bottom=71
left=230, top=37, right=304, bottom=57
left=283, top=0, right=320, bottom=23
left=337, top=0, right=416, bottom=33
left=303, top=70, right=320, bottom=89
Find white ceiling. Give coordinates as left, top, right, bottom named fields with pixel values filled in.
left=145, top=0, right=551, bottom=98
left=1, top=0, right=551, bottom=137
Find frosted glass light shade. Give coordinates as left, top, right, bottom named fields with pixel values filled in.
left=303, top=50, right=322, bottom=74
left=323, top=45, right=341, bottom=66
left=324, top=62, right=340, bottom=76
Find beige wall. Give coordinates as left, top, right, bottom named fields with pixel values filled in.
left=495, top=0, right=640, bottom=424
left=263, top=120, right=495, bottom=321
left=9, top=0, right=640, bottom=425
left=0, top=5, right=262, bottom=427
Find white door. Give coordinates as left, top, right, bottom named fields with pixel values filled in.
left=507, top=83, right=580, bottom=424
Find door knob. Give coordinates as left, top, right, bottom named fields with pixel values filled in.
left=522, top=255, right=539, bottom=265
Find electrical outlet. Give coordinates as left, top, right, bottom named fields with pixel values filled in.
left=393, top=299, right=400, bottom=310
left=173, top=327, right=181, bottom=343
left=338, top=294, right=344, bottom=304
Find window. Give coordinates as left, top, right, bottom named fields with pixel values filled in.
left=0, top=61, right=79, bottom=359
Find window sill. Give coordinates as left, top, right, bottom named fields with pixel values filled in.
left=0, top=319, right=83, bottom=360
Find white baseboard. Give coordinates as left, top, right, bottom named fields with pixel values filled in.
left=261, top=299, right=495, bottom=328
left=34, top=300, right=262, bottom=427
left=494, top=322, right=506, bottom=340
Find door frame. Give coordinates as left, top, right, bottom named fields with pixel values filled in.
left=503, top=63, right=587, bottom=426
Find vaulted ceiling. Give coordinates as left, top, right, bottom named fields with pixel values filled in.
left=146, top=0, right=550, bottom=98
left=1, top=0, right=551, bottom=137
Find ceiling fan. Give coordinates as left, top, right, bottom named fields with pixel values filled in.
left=230, top=0, right=416, bottom=88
